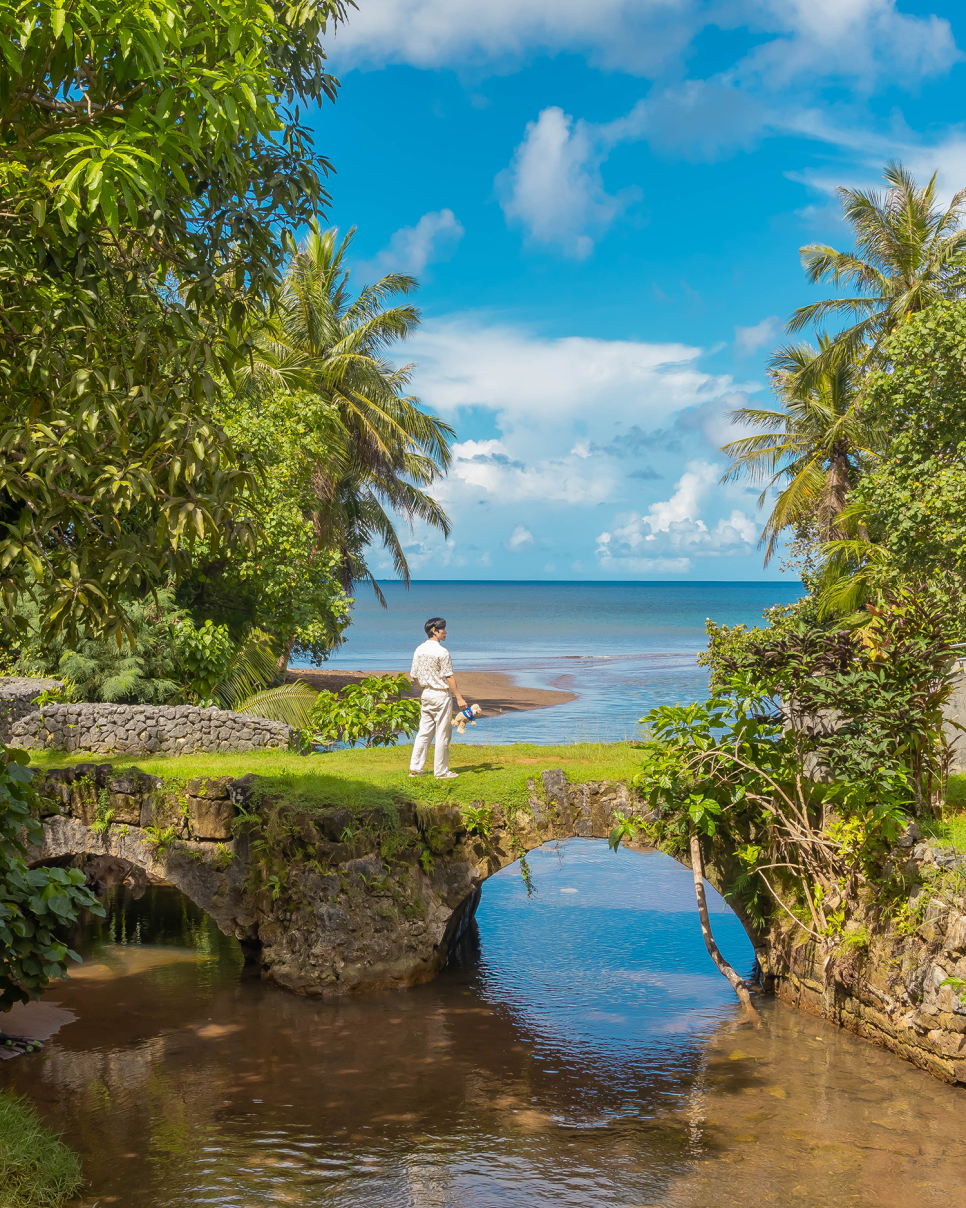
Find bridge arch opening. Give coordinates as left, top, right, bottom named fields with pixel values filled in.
left=445, top=838, right=758, bottom=1025
left=29, top=851, right=250, bottom=975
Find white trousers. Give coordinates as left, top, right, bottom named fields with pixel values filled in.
left=410, top=689, right=452, bottom=776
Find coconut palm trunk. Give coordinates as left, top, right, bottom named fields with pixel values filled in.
left=689, top=833, right=762, bottom=1026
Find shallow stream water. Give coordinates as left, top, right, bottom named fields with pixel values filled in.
left=2, top=841, right=964, bottom=1206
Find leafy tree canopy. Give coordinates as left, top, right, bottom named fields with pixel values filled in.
left=821, top=302, right=966, bottom=615
left=180, top=389, right=352, bottom=664
left=0, top=0, right=348, bottom=640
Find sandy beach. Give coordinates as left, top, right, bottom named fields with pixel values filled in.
left=285, top=667, right=577, bottom=717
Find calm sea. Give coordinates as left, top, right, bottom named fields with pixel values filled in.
left=296, top=580, right=803, bottom=743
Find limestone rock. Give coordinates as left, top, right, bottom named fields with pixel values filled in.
left=186, top=796, right=235, bottom=841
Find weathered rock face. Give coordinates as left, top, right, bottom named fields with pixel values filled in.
left=761, top=840, right=966, bottom=1084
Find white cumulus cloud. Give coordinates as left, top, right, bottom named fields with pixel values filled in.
left=327, top=0, right=957, bottom=89
left=496, top=107, right=637, bottom=257
left=595, top=462, right=758, bottom=572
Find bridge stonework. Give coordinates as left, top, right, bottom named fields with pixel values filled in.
left=32, top=764, right=750, bottom=994
left=29, top=763, right=966, bottom=1085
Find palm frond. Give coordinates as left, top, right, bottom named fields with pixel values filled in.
left=215, top=630, right=280, bottom=711
left=233, top=681, right=318, bottom=727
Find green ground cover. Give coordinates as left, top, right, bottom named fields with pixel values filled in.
left=24, top=743, right=641, bottom=813
left=0, top=1091, right=82, bottom=1208
left=916, top=773, right=966, bottom=852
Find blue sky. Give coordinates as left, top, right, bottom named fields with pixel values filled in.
left=308, top=0, right=965, bottom=582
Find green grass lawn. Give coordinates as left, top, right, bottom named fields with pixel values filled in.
left=25, top=742, right=642, bottom=812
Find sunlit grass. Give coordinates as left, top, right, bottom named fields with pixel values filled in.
left=0, top=1091, right=83, bottom=1208
left=25, top=742, right=642, bottom=811
left=920, top=774, right=966, bottom=852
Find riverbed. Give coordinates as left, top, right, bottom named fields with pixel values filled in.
left=2, top=840, right=963, bottom=1206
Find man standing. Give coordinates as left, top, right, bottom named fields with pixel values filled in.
left=409, top=616, right=467, bottom=779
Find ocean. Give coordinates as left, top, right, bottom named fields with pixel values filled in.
left=295, top=580, right=803, bottom=743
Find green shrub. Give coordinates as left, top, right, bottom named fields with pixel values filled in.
left=0, top=1092, right=83, bottom=1208
left=308, top=673, right=421, bottom=748
left=0, top=748, right=103, bottom=1010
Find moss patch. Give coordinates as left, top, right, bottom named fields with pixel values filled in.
left=0, top=1091, right=83, bottom=1208
left=24, top=742, right=640, bottom=813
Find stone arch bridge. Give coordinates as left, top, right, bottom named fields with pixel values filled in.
left=30, top=763, right=759, bottom=998
left=30, top=761, right=966, bottom=1084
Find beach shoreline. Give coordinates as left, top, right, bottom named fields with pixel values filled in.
left=285, top=667, right=577, bottom=717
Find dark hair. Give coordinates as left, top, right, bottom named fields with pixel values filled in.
left=425, top=616, right=446, bottom=637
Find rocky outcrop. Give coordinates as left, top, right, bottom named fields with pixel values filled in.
left=760, top=839, right=966, bottom=1084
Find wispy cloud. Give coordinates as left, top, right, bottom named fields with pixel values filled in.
left=355, top=209, right=464, bottom=279
left=504, top=524, right=536, bottom=552
left=735, top=316, right=782, bottom=355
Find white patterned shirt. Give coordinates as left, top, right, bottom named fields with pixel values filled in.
left=410, top=640, right=454, bottom=692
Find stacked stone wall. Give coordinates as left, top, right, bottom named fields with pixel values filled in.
left=0, top=677, right=62, bottom=734
left=0, top=677, right=293, bottom=755
left=9, top=701, right=293, bottom=755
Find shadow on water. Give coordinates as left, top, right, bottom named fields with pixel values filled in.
left=0, top=840, right=963, bottom=1207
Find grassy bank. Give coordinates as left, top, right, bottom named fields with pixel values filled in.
left=25, top=742, right=641, bottom=813
left=0, top=1092, right=82, bottom=1208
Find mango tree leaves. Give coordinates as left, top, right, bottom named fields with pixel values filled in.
left=0, top=0, right=349, bottom=639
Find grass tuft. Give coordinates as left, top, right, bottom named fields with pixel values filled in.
left=0, top=1091, right=83, bottom=1208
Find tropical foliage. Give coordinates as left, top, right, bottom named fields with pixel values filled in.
left=625, top=592, right=958, bottom=947
left=0, top=747, right=104, bottom=1011
left=0, top=0, right=347, bottom=642
left=239, top=224, right=454, bottom=599
left=723, top=161, right=966, bottom=619
left=789, top=160, right=966, bottom=377
left=818, top=302, right=966, bottom=618
left=9, top=591, right=318, bottom=724
left=722, top=337, right=875, bottom=562
left=308, top=673, right=421, bottom=748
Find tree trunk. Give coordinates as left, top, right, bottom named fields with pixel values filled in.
left=275, top=637, right=295, bottom=685
left=689, top=832, right=762, bottom=1026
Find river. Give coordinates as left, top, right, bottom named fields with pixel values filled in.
left=2, top=840, right=963, bottom=1206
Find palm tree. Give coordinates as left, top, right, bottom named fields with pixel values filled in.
left=241, top=223, right=454, bottom=600
left=788, top=161, right=966, bottom=379
left=721, top=339, right=880, bottom=564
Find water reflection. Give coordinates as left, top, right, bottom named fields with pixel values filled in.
left=0, top=842, right=962, bottom=1206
